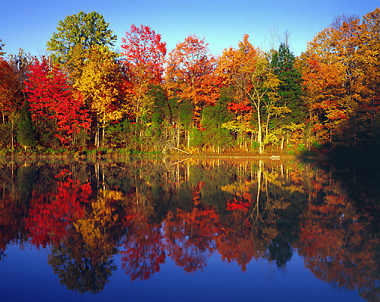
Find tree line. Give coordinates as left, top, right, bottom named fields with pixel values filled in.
left=1, top=9, right=380, bottom=154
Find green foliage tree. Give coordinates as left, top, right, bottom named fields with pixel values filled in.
left=271, top=43, right=304, bottom=122
left=17, top=100, right=36, bottom=151
left=201, top=93, right=234, bottom=152
left=47, top=11, right=117, bottom=64
left=270, top=43, right=305, bottom=148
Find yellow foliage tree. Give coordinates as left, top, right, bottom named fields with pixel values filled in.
left=74, top=46, right=129, bottom=147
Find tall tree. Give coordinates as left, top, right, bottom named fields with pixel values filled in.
left=121, top=24, right=166, bottom=123
left=0, top=54, right=27, bottom=149
left=47, top=11, right=116, bottom=64
left=271, top=43, right=305, bottom=148
left=74, top=46, right=128, bottom=147
left=0, top=58, right=17, bottom=125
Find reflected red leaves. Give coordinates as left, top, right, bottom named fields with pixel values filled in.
left=121, top=220, right=165, bottom=281
left=25, top=170, right=91, bottom=247
left=164, top=206, right=220, bottom=273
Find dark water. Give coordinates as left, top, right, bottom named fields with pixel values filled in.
left=0, top=158, right=378, bottom=301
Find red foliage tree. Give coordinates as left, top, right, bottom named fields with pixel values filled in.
left=23, top=57, right=91, bottom=146
left=121, top=24, right=167, bottom=122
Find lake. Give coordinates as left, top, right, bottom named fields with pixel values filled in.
left=0, top=157, right=378, bottom=301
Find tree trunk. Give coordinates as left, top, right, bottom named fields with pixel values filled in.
left=95, top=126, right=100, bottom=148
left=11, top=118, right=14, bottom=151
left=177, top=123, right=180, bottom=148
left=102, top=124, right=105, bottom=147
left=257, top=107, right=263, bottom=154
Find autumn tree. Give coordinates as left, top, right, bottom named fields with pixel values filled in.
left=121, top=24, right=166, bottom=123
left=217, top=35, right=283, bottom=154
left=0, top=50, right=32, bottom=149
left=74, top=46, right=128, bottom=147
left=300, top=10, right=380, bottom=145
left=0, top=57, right=17, bottom=147
left=165, top=35, right=219, bottom=124
left=47, top=11, right=116, bottom=65
left=24, top=57, right=91, bottom=147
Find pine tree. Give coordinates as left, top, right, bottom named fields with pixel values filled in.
left=18, top=100, right=36, bottom=151
left=271, top=43, right=304, bottom=124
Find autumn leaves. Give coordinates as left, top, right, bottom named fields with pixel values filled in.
left=299, top=9, right=380, bottom=145
left=1, top=8, right=380, bottom=152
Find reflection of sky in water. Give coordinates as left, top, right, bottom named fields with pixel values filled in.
left=0, top=244, right=362, bottom=302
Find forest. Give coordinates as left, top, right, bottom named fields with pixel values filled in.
left=1, top=8, right=380, bottom=156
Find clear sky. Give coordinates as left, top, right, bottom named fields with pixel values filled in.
left=1, top=0, right=379, bottom=58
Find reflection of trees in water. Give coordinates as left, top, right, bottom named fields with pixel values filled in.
left=48, top=232, right=116, bottom=294
left=47, top=186, right=125, bottom=293
left=216, top=159, right=305, bottom=271
left=121, top=220, right=166, bottom=281
left=0, top=159, right=379, bottom=298
left=295, top=164, right=380, bottom=301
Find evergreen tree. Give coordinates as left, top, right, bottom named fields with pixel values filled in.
left=18, top=100, right=36, bottom=150
left=270, top=43, right=306, bottom=148
left=271, top=43, right=304, bottom=124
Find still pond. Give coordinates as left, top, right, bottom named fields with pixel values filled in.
left=0, top=157, right=379, bottom=301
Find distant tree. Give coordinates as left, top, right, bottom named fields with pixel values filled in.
left=47, top=11, right=116, bottom=64
left=0, top=38, right=5, bottom=57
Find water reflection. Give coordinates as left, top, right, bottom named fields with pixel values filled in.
left=0, top=158, right=379, bottom=300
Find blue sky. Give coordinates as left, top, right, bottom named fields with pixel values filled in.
left=1, top=0, right=379, bottom=58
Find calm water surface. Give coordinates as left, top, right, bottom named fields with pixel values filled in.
left=0, top=158, right=378, bottom=301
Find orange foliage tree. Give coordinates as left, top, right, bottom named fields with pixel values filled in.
left=165, top=35, right=220, bottom=124
left=300, top=9, right=380, bottom=144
